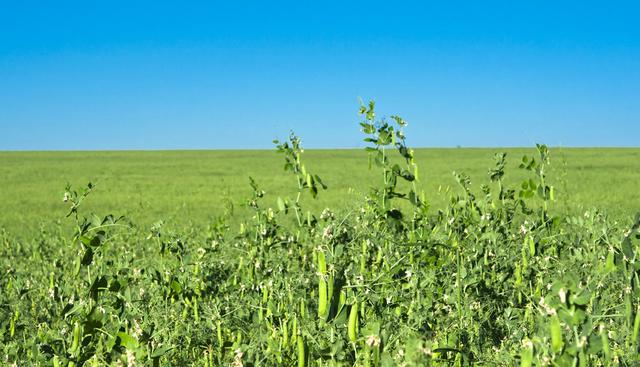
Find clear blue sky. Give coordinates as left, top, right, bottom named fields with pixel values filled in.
left=1, top=1, right=638, bottom=150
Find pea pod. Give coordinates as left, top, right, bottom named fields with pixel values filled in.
left=633, top=305, right=640, bottom=347
left=291, top=317, right=298, bottom=345
left=216, top=321, right=223, bottom=351
left=317, top=251, right=328, bottom=318
left=550, top=315, right=563, bottom=353
left=193, top=297, right=199, bottom=322
left=520, top=339, right=533, bottom=367
left=318, top=278, right=328, bottom=318
left=348, top=303, right=358, bottom=342
left=601, top=325, right=611, bottom=363
left=281, top=318, right=289, bottom=348
left=69, top=321, right=81, bottom=354
left=297, top=335, right=306, bottom=367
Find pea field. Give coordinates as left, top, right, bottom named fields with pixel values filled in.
left=2, top=102, right=640, bottom=366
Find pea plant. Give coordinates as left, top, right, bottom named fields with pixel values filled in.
left=359, top=100, right=427, bottom=223
left=274, top=132, right=327, bottom=227
left=1, top=101, right=639, bottom=366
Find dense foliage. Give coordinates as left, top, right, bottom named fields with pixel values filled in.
left=2, top=102, right=640, bottom=366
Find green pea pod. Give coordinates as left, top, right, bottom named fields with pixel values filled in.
left=348, top=303, right=358, bottom=342
left=550, top=315, right=563, bottom=353
left=317, top=251, right=328, bottom=318
left=299, top=299, right=306, bottom=318
left=297, top=336, right=306, bottom=367
left=282, top=318, right=289, bottom=348
left=633, top=305, right=640, bottom=347
left=520, top=340, right=533, bottom=367
left=601, top=326, right=611, bottom=363
left=216, top=321, right=223, bottom=351
left=292, top=317, right=298, bottom=345
left=70, top=321, right=80, bottom=354
left=193, top=297, right=199, bottom=322
left=605, top=250, right=615, bottom=272
left=318, top=277, right=328, bottom=318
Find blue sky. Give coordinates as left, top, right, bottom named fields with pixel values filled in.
left=1, top=1, right=638, bottom=150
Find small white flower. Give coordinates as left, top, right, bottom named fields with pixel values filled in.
left=538, top=297, right=557, bottom=315
left=558, top=288, right=566, bottom=304
left=322, top=226, right=333, bottom=240
left=421, top=346, right=432, bottom=356
left=366, top=334, right=381, bottom=347
left=231, top=349, right=244, bottom=367
left=126, top=349, right=136, bottom=367
left=320, top=208, right=334, bottom=220
left=577, top=335, right=587, bottom=348
left=132, top=320, right=143, bottom=340
left=541, top=355, right=551, bottom=365
left=520, top=224, right=528, bottom=235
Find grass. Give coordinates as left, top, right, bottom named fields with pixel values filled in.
left=1, top=147, right=638, bottom=236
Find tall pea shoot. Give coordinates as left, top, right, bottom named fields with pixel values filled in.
left=359, top=100, right=427, bottom=225
left=274, top=132, right=327, bottom=227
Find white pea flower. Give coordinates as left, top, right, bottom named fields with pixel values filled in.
left=366, top=334, right=381, bottom=347
left=558, top=288, right=566, bottom=304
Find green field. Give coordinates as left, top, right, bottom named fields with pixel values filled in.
left=1, top=147, right=639, bottom=236
left=2, top=141, right=640, bottom=365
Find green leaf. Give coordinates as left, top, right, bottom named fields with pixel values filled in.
left=378, top=130, right=391, bottom=145
left=170, top=279, right=183, bottom=294
left=151, top=346, right=174, bottom=358
left=89, top=275, right=108, bottom=301
left=314, top=175, right=327, bottom=190
left=400, top=169, right=415, bottom=182
left=360, top=123, right=375, bottom=134
left=117, top=331, right=139, bottom=350
left=80, top=247, right=94, bottom=266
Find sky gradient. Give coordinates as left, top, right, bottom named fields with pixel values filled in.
left=1, top=1, right=639, bottom=150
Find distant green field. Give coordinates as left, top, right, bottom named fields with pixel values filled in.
left=1, top=147, right=638, bottom=236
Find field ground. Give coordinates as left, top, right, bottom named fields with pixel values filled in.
left=1, top=147, right=639, bottom=236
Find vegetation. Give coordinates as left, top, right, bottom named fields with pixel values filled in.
left=1, top=101, right=640, bottom=366
left=1, top=147, right=639, bottom=237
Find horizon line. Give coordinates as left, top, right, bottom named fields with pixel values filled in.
left=1, top=145, right=639, bottom=153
